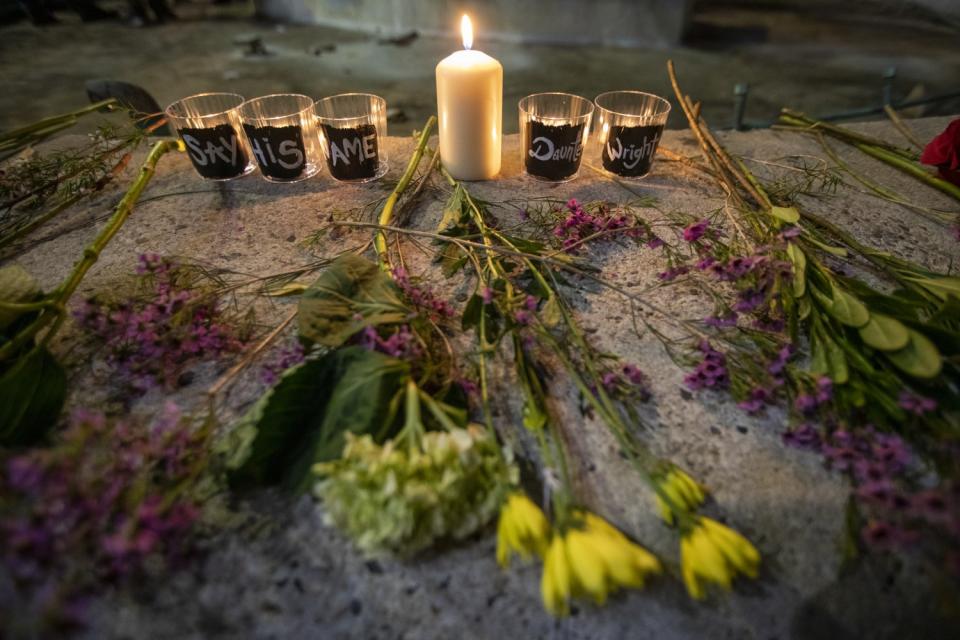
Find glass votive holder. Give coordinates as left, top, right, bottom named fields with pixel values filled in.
left=164, top=93, right=255, bottom=181
left=314, top=93, right=388, bottom=182
left=592, top=91, right=671, bottom=180
left=518, top=92, right=594, bottom=182
left=238, top=94, right=321, bottom=183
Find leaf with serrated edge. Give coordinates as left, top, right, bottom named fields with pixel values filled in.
left=298, top=254, right=408, bottom=347
left=858, top=314, right=909, bottom=351
left=229, top=347, right=409, bottom=492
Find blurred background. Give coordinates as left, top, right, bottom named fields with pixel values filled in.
left=0, top=0, right=958, bottom=135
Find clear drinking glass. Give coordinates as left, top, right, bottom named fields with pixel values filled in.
left=164, top=93, right=256, bottom=181
left=518, top=92, right=593, bottom=182
left=314, top=93, right=389, bottom=182
left=592, top=91, right=671, bottom=180
left=238, top=94, right=321, bottom=183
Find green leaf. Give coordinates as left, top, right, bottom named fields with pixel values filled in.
left=263, top=282, right=307, bottom=297
left=805, top=236, right=848, bottom=257
left=499, top=234, right=545, bottom=255
left=824, top=334, right=849, bottom=384
left=885, top=329, right=942, bottom=379
left=825, top=286, right=870, bottom=328
left=438, top=184, right=466, bottom=232
left=904, top=276, right=960, bottom=301
left=786, top=243, right=806, bottom=298
left=229, top=347, right=409, bottom=492
left=0, top=265, right=42, bottom=331
left=858, top=314, right=909, bottom=351
left=298, top=254, right=408, bottom=347
left=461, top=293, right=483, bottom=331
left=0, top=347, right=66, bottom=445
left=810, top=332, right=829, bottom=376
left=436, top=243, right=468, bottom=277
left=769, top=205, right=800, bottom=223
left=540, top=296, right=561, bottom=328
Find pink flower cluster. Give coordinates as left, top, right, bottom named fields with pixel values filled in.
left=73, top=254, right=243, bottom=391
left=1, top=405, right=205, bottom=629
left=684, top=340, right=729, bottom=391
left=261, top=341, right=306, bottom=385
left=783, top=425, right=960, bottom=559
left=360, top=324, right=422, bottom=360
left=552, top=199, right=641, bottom=252
left=391, top=266, right=456, bottom=319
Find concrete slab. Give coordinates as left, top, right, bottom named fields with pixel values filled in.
left=3, top=116, right=958, bottom=639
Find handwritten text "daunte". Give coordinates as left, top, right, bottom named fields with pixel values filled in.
left=528, top=136, right=583, bottom=163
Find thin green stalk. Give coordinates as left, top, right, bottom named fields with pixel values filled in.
left=374, top=116, right=436, bottom=269
left=814, top=133, right=953, bottom=227
left=0, top=99, right=118, bottom=142
left=854, top=142, right=960, bottom=203
left=779, top=109, right=917, bottom=161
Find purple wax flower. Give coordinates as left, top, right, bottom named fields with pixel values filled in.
left=682, top=219, right=710, bottom=242
left=261, top=341, right=306, bottom=385
left=704, top=313, right=738, bottom=328
left=684, top=340, right=729, bottom=391
left=782, top=423, right=822, bottom=450
left=74, top=254, right=244, bottom=391
left=898, top=392, right=937, bottom=416
left=391, top=267, right=456, bottom=319
left=658, top=265, right=691, bottom=281
left=737, top=387, right=771, bottom=415
left=622, top=364, right=646, bottom=385
left=481, top=286, right=495, bottom=304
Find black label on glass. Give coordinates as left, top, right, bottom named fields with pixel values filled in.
left=524, top=121, right=585, bottom=181
left=322, top=123, right=379, bottom=181
left=243, top=124, right=307, bottom=181
left=601, top=124, right=664, bottom=177
left=179, top=124, right=248, bottom=180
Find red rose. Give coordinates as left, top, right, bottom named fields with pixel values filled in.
left=920, top=118, right=960, bottom=186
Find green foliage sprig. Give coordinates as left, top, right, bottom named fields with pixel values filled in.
left=0, top=139, right=183, bottom=445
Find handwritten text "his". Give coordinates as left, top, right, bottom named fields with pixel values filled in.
left=250, top=138, right=304, bottom=170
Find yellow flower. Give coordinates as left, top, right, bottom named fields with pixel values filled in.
left=496, top=492, right=550, bottom=567
left=680, top=517, right=760, bottom=599
left=654, top=466, right=707, bottom=525
left=540, top=511, right=661, bottom=616
left=541, top=534, right=572, bottom=616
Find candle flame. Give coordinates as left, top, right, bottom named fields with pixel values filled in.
left=461, top=14, right=473, bottom=50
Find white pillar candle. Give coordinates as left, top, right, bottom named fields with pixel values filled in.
left=435, top=15, right=502, bottom=181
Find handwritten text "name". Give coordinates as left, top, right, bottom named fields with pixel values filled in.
left=329, top=134, right=377, bottom=166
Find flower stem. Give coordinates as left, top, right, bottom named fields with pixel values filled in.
left=374, top=116, right=436, bottom=270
